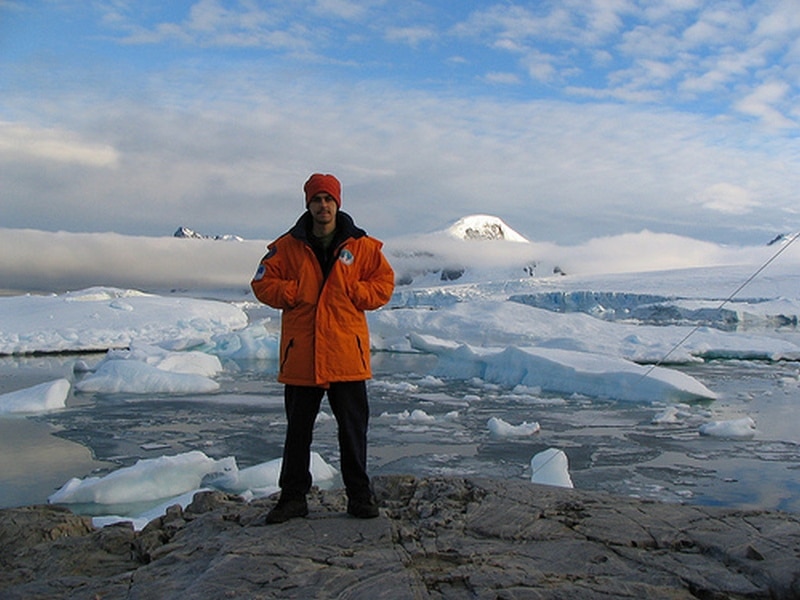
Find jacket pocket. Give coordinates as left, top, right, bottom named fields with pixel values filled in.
left=356, top=336, right=368, bottom=370
left=280, top=338, right=295, bottom=373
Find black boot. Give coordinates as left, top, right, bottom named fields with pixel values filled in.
left=347, top=493, right=379, bottom=519
left=265, top=495, right=308, bottom=524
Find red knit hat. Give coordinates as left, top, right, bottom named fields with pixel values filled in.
left=303, top=173, right=341, bottom=208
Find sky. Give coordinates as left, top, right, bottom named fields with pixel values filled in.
left=2, top=0, right=800, bottom=246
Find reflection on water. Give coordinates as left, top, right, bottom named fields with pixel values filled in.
left=1, top=352, right=799, bottom=513
left=0, top=419, right=111, bottom=507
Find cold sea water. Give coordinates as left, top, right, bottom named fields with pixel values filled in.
left=1, top=348, right=799, bottom=514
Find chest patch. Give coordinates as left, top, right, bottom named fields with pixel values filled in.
left=339, top=249, right=354, bottom=265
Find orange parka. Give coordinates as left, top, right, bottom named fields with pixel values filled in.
left=251, top=211, right=395, bottom=387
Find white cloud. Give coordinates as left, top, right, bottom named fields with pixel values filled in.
left=692, top=183, right=760, bottom=216
left=521, top=50, right=559, bottom=83
left=735, top=81, right=796, bottom=129
left=0, top=122, right=118, bottom=167
left=753, top=0, right=800, bottom=38
left=682, top=6, right=749, bottom=47
left=2, top=77, right=799, bottom=244
left=455, top=4, right=570, bottom=45
left=313, top=0, right=373, bottom=21
left=0, top=229, right=265, bottom=294
left=106, top=0, right=310, bottom=52
left=3, top=0, right=800, bottom=246
left=385, top=26, right=436, bottom=47
left=0, top=227, right=781, bottom=297
left=482, top=72, right=520, bottom=85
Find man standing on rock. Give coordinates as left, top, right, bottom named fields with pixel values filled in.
left=251, top=173, right=395, bottom=523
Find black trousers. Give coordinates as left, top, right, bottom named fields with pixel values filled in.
left=279, top=381, right=372, bottom=500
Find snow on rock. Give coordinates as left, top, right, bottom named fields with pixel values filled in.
left=699, top=417, right=757, bottom=439
left=0, top=378, right=71, bottom=414
left=410, top=333, right=717, bottom=403
left=530, top=448, right=574, bottom=488
left=0, top=287, right=248, bottom=355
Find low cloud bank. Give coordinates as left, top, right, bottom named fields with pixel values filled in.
left=0, top=227, right=795, bottom=295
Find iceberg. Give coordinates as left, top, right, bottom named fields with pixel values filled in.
left=410, top=334, right=717, bottom=403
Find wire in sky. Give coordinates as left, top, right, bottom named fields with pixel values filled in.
left=533, top=229, right=800, bottom=480
left=640, top=229, right=800, bottom=378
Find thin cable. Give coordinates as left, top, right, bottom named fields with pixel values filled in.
left=531, top=230, right=800, bottom=480
left=641, top=229, right=800, bottom=377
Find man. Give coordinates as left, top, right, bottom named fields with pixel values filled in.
left=251, top=173, right=395, bottom=523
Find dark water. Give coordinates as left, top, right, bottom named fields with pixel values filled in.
left=1, top=351, right=799, bottom=513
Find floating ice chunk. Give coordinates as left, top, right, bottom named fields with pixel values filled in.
left=652, top=407, right=680, bottom=424
left=407, top=409, right=436, bottom=423
left=530, top=448, right=573, bottom=488
left=699, top=417, right=757, bottom=439
left=487, top=416, right=540, bottom=438
left=316, top=410, right=333, bottom=424
left=653, top=404, right=695, bottom=424
left=0, top=378, right=71, bottom=414
left=64, top=452, right=338, bottom=530
left=49, top=451, right=233, bottom=505
left=105, top=342, right=223, bottom=376
left=205, top=320, right=280, bottom=360
left=411, top=333, right=717, bottom=403
left=74, top=342, right=222, bottom=394
left=75, top=359, right=219, bottom=394
left=379, top=409, right=410, bottom=419
left=418, top=375, right=445, bottom=387
left=92, top=488, right=206, bottom=530
left=379, top=409, right=436, bottom=423
left=201, top=452, right=337, bottom=496
left=109, top=300, right=134, bottom=311
left=371, top=380, right=419, bottom=393
left=147, top=349, right=221, bottom=377
left=0, top=286, right=247, bottom=355
left=64, top=288, right=151, bottom=303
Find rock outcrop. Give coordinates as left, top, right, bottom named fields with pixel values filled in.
left=1, top=475, right=799, bottom=599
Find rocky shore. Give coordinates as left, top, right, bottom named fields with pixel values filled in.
left=1, top=475, right=799, bottom=599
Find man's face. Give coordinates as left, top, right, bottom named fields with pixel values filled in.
left=308, top=193, right=338, bottom=226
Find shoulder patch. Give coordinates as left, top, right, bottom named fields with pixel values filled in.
left=253, top=263, right=266, bottom=281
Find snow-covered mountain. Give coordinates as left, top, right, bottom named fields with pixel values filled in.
left=174, top=227, right=243, bottom=242
left=389, top=215, right=549, bottom=286
left=443, top=214, right=530, bottom=243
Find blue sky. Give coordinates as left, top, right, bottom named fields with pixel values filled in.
left=2, top=0, right=799, bottom=245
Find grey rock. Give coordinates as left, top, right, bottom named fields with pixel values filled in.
left=1, top=476, right=799, bottom=599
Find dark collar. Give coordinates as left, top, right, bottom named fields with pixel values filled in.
left=289, top=211, right=366, bottom=245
